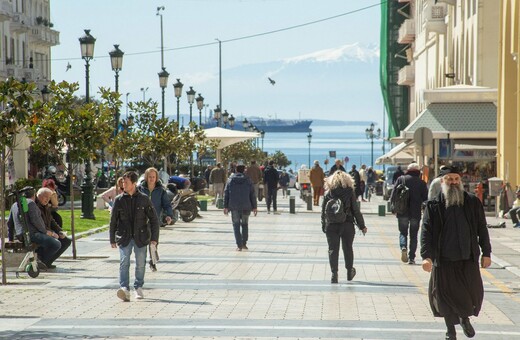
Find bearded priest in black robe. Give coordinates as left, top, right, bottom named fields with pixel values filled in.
left=421, top=166, right=492, bottom=340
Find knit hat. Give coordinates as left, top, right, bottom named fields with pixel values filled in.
left=407, top=163, right=420, bottom=171
left=439, top=166, right=462, bottom=177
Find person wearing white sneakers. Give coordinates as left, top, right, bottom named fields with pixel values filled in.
left=110, top=171, right=160, bottom=301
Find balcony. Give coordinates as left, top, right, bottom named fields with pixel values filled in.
left=397, top=65, right=415, bottom=86
left=424, top=5, right=447, bottom=35
left=29, top=27, right=60, bottom=46
left=398, top=19, right=415, bottom=44
left=435, top=0, right=456, bottom=5
left=0, top=1, right=13, bottom=21
left=10, top=14, right=30, bottom=33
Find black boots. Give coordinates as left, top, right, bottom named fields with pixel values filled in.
left=331, top=272, right=338, bottom=283
left=347, top=268, right=356, bottom=281
left=460, top=317, right=475, bottom=338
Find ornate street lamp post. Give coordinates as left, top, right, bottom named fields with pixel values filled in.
left=228, top=114, right=235, bottom=129
left=186, top=86, right=196, bottom=123
left=158, top=67, right=170, bottom=171
left=196, top=93, right=204, bottom=126
left=242, top=118, right=249, bottom=131
left=79, top=29, right=96, bottom=220
left=158, top=67, right=169, bottom=119
left=307, top=132, right=312, bottom=168
left=222, top=110, right=229, bottom=128
left=173, top=78, right=183, bottom=126
left=365, top=122, right=381, bottom=168
left=109, top=44, right=124, bottom=133
left=213, top=105, right=221, bottom=127
left=260, top=130, right=265, bottom=151
left=140, top=87, right=149, bottom=102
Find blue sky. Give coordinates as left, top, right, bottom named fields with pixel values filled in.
left=50, top=0, right=383, bottom=123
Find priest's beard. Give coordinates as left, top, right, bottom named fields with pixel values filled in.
left=441, top=182, right=465, bottom=208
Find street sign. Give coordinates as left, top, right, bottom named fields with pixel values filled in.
left=329, top=151, right=336, bottom=158
left=414, top=127, right=433, bottom=147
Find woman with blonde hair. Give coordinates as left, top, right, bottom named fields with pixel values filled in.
left=321, top=170, right=367, bottom=283
left=138, top=167, right=173, bottom=225
left=100, top=177, right=124, bottom=211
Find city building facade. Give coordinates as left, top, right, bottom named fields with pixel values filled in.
left=379, top=0, right=518, bottom=193
left=1, top=0, right=59, bottom=181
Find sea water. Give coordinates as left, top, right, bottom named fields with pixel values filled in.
left=261, top=123, right=387, bottom=172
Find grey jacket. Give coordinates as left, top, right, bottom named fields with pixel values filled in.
left=224, top=173, right=257, bottom=211
left=8, top=200, right=47, bottom=239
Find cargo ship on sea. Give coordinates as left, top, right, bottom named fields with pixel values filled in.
left=203, top=117, right=312, bottom=133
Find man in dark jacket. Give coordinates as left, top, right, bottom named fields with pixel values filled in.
left=390, top=162, right=428, bottom=265
left=421, top=166, right=491, bottom=340
left=110, top=171, right=160, bottom=302
left=263, top=160, right=279, bottom=214
left=329, top=159, right=346, bottom=176
left=349, top=164, right=363, bottom=200
left=224, top=164, right=258, bottom=251
left=392, top=165, right=405, bottom=184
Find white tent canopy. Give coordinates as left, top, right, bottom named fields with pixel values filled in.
left=203, top=127, right=260, bottom=149
left=376, top=141, right=415, bottom=165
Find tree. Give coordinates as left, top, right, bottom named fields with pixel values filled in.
left=270, top=150, right=291, bottom=169
left=0, top=78, right=43, bottom=284
left=28, top=81, right=117, bottom=258
left=221, top=140, right=264, bottom=166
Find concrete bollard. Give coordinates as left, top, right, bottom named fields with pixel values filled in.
left=290, top=196, right=295, bottom=214
left=378, top=205, right=386, bottom=216
left=287, top=189, right=291, bottom=196
left=307, top=196, right=313, bottom=211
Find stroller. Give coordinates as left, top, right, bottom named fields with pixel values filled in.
left=5, top=186, right=41, bottom=278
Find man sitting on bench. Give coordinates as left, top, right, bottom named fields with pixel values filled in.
left=7, top=187, right=61, bottom=270
left=36, top=188, right=72, bottom=268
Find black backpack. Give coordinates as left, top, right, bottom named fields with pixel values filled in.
left=392, top=180, right=410, bottom=214
left=325, top=196, right=347, bottom=224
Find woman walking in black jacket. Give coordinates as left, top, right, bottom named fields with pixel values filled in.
left=321, top=171, right=367, bottom=283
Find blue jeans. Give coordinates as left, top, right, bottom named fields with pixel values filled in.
left=119, top=239, right=147, bottom=290
left=398, top=217, right=420, bottom=260
left=231, top=210, right=250, bottom=248
left=31, top=232, right=61, bottom=266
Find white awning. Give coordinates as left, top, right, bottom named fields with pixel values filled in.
left=454, top=144, right=496, bottom=151
left=376, top=141, right=415, bottom=165
left=203, top=127, right=260, bottom=149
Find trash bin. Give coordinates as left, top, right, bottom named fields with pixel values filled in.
left=199, top=199, right=208, bottom=211
left=378, top=205, right=386, bottom=216
left=375, top=181, right=383, bottom=196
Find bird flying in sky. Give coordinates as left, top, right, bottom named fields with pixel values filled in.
left=268, top=77, right=276, bottom=85
left=66, top=62, right=71, bottom=72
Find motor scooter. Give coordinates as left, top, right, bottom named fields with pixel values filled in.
left=166, top=183, right=199, bottom=223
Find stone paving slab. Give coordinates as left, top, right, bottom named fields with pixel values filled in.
left=1, top=194, right=520, bottom=339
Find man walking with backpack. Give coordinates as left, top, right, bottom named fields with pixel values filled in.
left=390, top=163, right=427, bottom=265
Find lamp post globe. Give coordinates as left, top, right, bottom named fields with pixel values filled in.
left=195, top=93, right=204, bottom=126
left=173, top=78, right=183, bottom=125
left=78, top=29, right=96, bottom=220
left=41, top=84, right=50, bottom=103
left=213, top=105, right=222, bottom=126
left=242, top=118, right=249, bottom=131
left=222, top=110, right=229, bottom=128
left=228, top=114, right=235, bottom=129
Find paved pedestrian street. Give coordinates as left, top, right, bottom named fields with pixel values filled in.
left=1, top=195, right=520, bottom=339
